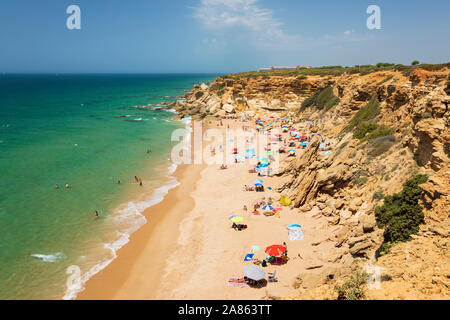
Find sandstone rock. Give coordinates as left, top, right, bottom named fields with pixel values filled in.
left=360, top=214, right=377, bottom=233
left=222, top=104, right=235, bottom=113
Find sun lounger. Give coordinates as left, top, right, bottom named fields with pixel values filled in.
left=268, top=270, right=277, bottom=282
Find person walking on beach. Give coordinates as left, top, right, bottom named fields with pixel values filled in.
left=283, top=242, right=288, bottom=257
left=134, top=176, right=139, bottom=182
left=139, top=179, right=143, bottom=187
left=117, top=180, right=121, bottom=184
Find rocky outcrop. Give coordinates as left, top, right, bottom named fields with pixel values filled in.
left=177, top=66, right=450, bottom=299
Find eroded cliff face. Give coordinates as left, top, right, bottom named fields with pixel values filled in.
left=173, top=67, right=449, bottom=299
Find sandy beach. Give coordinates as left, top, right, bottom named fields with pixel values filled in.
left=78, top=117, right=340, bottom=300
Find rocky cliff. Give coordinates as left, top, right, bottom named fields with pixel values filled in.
left=172, top=66, right=449, bottom=299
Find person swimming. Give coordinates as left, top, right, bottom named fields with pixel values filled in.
left=55, top=184, right=59, bottom=189
left=65, top=183, right=69, bottom=189
left=94, top=210, right=99, bottom=218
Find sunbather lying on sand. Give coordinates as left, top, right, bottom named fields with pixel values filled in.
left=220, top=164, right=228, bottom=170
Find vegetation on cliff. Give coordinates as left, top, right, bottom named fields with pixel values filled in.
left=354, top=122, right=394, bottom=141
left=299, top=86, right=340, bottom=112
left=334, top=269, right=369, bottom=300
left=221, top=62, right=450, bottom=79
left=346, top=94, right=380, bottom=131
left=375, top=174, right=428, bottom=255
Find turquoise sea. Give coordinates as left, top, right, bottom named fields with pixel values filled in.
left=0, top=74, right=217, bottom=299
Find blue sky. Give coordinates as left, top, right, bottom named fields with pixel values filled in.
left=0, top=0, right=449, bottom=73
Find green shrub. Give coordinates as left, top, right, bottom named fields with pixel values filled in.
left=353, top=170, right=369, bottom=186
left=367, top=135, right=396, bottom=157
left=412, top=60, right=420, bottom=66
left=217, top=89, right=225, bottom=96
left=365, top=125, right=394, bottom=141
left=300, top=86, right=340, bottom=112
left=335, top=269, right=369, bottom=300
left=373, top=190, right=385, bottom=201
left=195, top=91, right=204, bottom=99
left=376, top=62, right=395, bottom=68
left=346, top=94, right=380, bottom=131
left=210, top=83, right=226, bottom=91
left=353, top=122, right=379, bottom=139
left=379, top=75, right=393, bottom=85
left=375, top=174, right=428, bottom=254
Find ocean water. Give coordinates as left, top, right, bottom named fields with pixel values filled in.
left=0, top=74, right=217, bottom=299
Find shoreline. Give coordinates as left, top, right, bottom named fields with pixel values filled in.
left=77, top=162, right=205, bottom=299
left=78, top=118, right=336, bottom=300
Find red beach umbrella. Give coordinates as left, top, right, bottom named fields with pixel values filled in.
left=265, top=245, right=286, bottom=256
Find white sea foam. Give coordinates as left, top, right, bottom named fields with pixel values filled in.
left=30, top=252, right=66, bottom=263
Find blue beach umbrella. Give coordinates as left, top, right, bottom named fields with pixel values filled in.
left=301, top=142, right=309, bottom=146
left=262, top=205, right=274, bottom=211
left=287, top=224, right=301, bottom=228
left=235, top=155, right=242, bottom=160
left=254, top=179, right=263, bottom=184
left=258, top=163, right=269, bottom=168
left=254, top=183, right=263, bottom=187
left=228, top=215, right=237, bottom=220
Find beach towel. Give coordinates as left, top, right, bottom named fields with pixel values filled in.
left=227, top=276, right=247, bottom=288
left=244, top=253, right=254, bottom=261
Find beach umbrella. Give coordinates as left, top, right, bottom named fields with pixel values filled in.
left=287, top=224, right=301, bottom=228
left=258, top=163, right=269, bottom=168
left=228, top=215, right=237, bottom=220
left=265, top=245, right=286, bottom=256
left=267, top=151, right=274, bottom=156
left=299, top=136, right=306, bottom=139
left=288, top=226, right=304, bottom=241
left=262, top=205, right=274, bottom=211
left=254, top=183, right=263, bottom=187
left=235, top=155, right=242, bottom=160
left=280, top=196, right=292, bottom=206
left=230, top=216, right=244, bottom=223
left=251, top=245, right=260, bottom=252
left=243, top=265, right=266, bottom=281
left=301, top=142, right=309, bottom=146
left=254, top=179, right=263, bottom=184
left=289, top=150, right=296, bottom=153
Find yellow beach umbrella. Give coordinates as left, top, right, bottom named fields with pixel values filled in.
left=280, top=196, right=292, bottom=207
left=230, top=216, right=244, bottom=223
